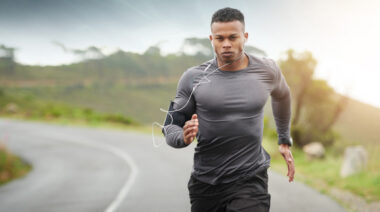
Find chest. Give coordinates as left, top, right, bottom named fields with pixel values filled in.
left=194, top=72, right=272, bottom=118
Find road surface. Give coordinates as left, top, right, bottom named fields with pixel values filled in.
left=0, top=118, right=346, bottom=212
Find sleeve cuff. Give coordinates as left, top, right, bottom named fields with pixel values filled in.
left=278, top=137, right=293, bottom=146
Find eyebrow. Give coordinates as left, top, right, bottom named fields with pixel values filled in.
left=215, top=33, right=239, bottom=37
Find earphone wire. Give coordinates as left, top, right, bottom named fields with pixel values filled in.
left=151, top=44, right=247, bottom=148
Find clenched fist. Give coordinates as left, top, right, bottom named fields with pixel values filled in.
left=183, top=114, right=199, bottom=145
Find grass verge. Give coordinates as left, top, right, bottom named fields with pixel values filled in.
left=0, top=143, right=32, bottom=186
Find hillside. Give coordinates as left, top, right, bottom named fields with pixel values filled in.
left=1, top=39, right=379, bottom=148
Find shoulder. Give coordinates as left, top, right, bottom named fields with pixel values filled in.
left=176, top=59, right=213, bottom=91
left=248, top=54, right=280, bottom=80
left=250, top=54, right=279, bottom=72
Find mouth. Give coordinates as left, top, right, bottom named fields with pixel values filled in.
left=221, top=52, right=233, bottom=57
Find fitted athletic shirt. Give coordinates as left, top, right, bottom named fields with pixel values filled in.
left=162, top=53, right=292, bottom=185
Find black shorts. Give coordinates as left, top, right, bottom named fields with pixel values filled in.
left=187, top=168, right=271, bottom=212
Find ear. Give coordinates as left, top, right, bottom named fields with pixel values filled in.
left=209, top=35, right=214, bottom=47
left=244, top=32, right=248, bottom=43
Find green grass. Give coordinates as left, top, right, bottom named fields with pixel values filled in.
left=0, top=145, right=32, bottom=186
left=0, top=89, right=140, bottom=127
left=0, top=113, right=156, bottom=135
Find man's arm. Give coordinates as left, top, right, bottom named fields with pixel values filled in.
left=270, top=59, right=295, bottom=182
left=162, top=70, right=197, bottom=148
left=270, top=59, right=292, bottom=146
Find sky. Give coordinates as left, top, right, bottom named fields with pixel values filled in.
left=1, top=0, right=379, bottom=108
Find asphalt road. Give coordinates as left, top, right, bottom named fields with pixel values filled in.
left=0, top=118, right=346, bottom=212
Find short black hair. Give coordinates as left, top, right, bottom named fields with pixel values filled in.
left=211, top=7, right=245, bottom=29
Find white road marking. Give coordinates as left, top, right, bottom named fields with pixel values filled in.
left=39, top=131, right=139, bottom=212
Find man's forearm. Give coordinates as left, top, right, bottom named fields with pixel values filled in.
left=271, top=89, right=292, bottom=146
left=162, top=100, right=190, bottom=148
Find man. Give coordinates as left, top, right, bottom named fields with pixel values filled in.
left=162, top=7, right=295, bottom=212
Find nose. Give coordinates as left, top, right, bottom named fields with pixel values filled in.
left=222, top=40, right=232, bottom=49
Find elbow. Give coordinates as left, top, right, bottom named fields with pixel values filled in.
left=163, top=127, right=188, bottom=149
left=166, top=137, right=188, bottom=149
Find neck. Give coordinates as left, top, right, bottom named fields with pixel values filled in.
left=217, top=52, right=248, bottom=71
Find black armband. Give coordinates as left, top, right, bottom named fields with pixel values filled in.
left=161, top=100, right=190, bottom=136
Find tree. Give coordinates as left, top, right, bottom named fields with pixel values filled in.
left=279, top=50, right=348, bottom=147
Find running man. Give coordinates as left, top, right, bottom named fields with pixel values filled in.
left=162, top=7, right=295, bottom=212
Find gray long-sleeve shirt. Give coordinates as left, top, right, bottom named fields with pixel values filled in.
left=162, top=53, right=292, bottom=185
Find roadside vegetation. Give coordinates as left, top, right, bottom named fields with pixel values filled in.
left=0, top=142, right=32, bottom=186
left=262, top=120, right=380, bottom=211
left=0, top=89, right=139, bottom=128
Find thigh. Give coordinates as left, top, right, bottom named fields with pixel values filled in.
left=188, top=176, right=228, bottom=212
left=226, top=169, right=271, bottom=212
left=226, top=196, right=270, bottom=212
left=190, top=197, right=226, bottom=212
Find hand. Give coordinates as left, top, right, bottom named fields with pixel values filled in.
left=279, top=144, right=295, bottom=182
left=183, top=114, right=199, bottom=145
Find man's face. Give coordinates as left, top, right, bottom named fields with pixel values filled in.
left=210, top=20, right=248, bottom=64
